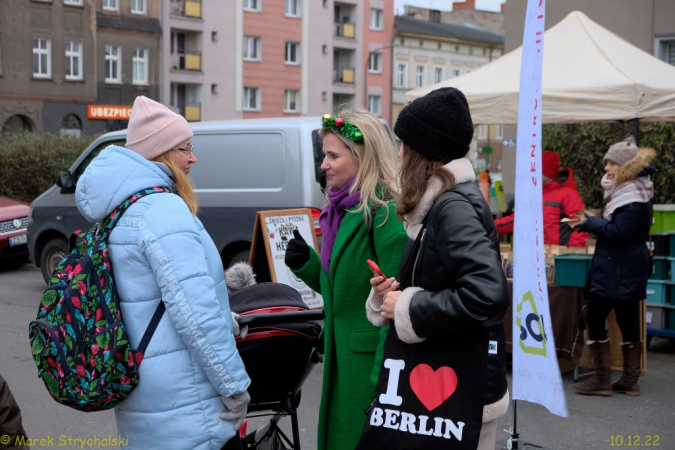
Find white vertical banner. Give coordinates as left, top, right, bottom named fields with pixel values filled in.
left=512, top=0, right=568, bottom=417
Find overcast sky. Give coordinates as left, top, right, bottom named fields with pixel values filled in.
left=393, top=0, right=505, bottom=15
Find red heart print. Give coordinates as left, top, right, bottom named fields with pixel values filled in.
left=409, top=364, right=458, bottom=411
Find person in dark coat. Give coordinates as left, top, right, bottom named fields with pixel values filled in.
left=574, top=140, right=656, bottom=397
left=358, top=87, right=509, bottom=450
left=0, top=373, right=29, bottom=449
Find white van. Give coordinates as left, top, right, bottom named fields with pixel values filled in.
left=28, top=117, right=341, bottom=283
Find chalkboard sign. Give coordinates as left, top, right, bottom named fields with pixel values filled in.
left=249, top=208, right=323, bottom=309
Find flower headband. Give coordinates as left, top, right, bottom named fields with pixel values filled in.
left=322, top=114, right=363, bottom=143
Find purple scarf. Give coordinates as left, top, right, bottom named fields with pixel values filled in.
left=319, top=178, right=361, bottom=274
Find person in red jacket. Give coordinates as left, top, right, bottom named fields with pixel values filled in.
left=495, top=151, right=589, bottom=247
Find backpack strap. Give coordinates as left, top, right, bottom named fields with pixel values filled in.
left=100, top=187, right=173, bottom=363
left=100, top=187, right=173, bottom=238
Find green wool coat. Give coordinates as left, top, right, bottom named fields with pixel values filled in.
left=292, top=202, right=407, bottom=450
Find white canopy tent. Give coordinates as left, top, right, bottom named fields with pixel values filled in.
left=405, top=11, right=675, bottom=124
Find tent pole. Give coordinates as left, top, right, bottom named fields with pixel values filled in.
left=633, top=118, right=640, bottom=146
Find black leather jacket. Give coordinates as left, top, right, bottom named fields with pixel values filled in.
left=401, top=182, right=510, bottom=407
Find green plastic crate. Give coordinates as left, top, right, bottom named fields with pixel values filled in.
left=553, top=254, right=593, bottom=287
left=646, top=280, right=667, bottom=304
left=667, top=306, right=675, bottom=331
left=651, top=205, right=675, bottom=233
left=651, top=256, right=669, bottom=280
left=670, top=257, right=675, bottom=282
left=652, top=233, right=670, bottom=257
left=646, top=305, right=666, bottom=329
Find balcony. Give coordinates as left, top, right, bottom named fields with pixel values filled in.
left=185, top=104, right=201, bottom=121
left=170, top=0, right=202, bottom=19
left=171, top=51, right=202, bottom=71
left=333, top=67, right=354, bottom=84
left=334, top=22, right=355, bottom=39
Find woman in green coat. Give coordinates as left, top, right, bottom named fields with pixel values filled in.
left=284, top=108, right=407, bottom=450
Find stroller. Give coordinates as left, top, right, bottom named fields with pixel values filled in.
left=230, top=282, right=324, bottom=450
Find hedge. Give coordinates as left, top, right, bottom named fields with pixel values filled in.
left=0, top=132, right=95, bottom=203
left=542, top=122, right=675, bottom=208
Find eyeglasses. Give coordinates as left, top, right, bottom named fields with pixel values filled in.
left=175, top=145, right=195, bottom=157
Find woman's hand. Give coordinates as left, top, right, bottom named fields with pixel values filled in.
left=381, top=291, right=401, bottom=320
left=370, top=276, right=399, bottom=303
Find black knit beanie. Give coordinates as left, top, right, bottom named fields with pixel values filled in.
left=394, top=87, right=474, bottom=164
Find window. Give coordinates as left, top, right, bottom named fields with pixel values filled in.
left=395, top=63, right=407, bottom=88
left=64, top=0, right=83, bottom=5
left=478, top=125, right=504, bottom=140
left=132, top=48, right=148, bottom=84
left=130, top=0, right=145, bottom=14
left=102, top=0, right=118, bottom=11
left=478, top=125, right=487, bottom=140
left=655, top=37, right=675, bottom=66
left=104, top=45, right=121, bottom=83
left=285, top=0, right=300, bottom=17
left=211, top=84, right=218, bottom=94
left=212, top=31, right=218, bottom=42
left=415, top=65, right=426, bottom=88
left=60, top=114, right=81, bottom=137
left=32, top=38, right=51, bottom=78
left=285, top=42, right=299, bottom=64
left=368, top=52, right=382, bottom=73
left=451, top=68, right=461, bottom=77
left=243, top=36, right=261, bottom=61
left=243, top=87, right=261, bottom=111
left=434, top=67, right=445, bottom=84
left=65, top=41, right=82, bottom=80
left=244, top=0, right=260, bottom=11
left=370, top=9, right=383, bottom=30
left=368, top=95, right=381, bottom=116
left=285, top=90, right=299, bottom=112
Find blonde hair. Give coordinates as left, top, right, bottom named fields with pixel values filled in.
left=320, top=108, right=400, bottom=228
left=151, top=151, right=199, bottom=215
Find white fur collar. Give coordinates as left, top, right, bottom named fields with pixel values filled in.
left=403, top=158, right=475, bottom=239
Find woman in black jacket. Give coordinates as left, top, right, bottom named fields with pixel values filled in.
left=574, top=140, right=656, bottom=397
left=357, top=87, right=510, bottom=450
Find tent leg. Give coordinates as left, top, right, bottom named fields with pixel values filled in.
left=633, top=118, right=640, bottom=146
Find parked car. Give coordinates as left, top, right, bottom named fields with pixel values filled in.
left=29, top=116, right=396, bottom=284
left=0, top=196, right=30, bottom=264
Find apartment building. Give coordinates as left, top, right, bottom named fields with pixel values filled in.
left=95, top=0, right=161, bottom=132
left=404, top=0, right=505, bottom=35
left=391, top=13, right=504, bottom=172
left=237, top=0, right=394, bottom=121
left=0, top=0, right=97, bottom=135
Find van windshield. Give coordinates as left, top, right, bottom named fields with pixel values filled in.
left=75, top=140, right=125, bottom=181
left=312, top=130, right=327, bottom=191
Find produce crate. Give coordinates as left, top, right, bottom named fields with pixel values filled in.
left=651, top=256, right=669, bottom=280
left=646, top=304, right=666, bottom=329
left=670, top=257, right=675, bottom=282
left=646, top=280, right=667, bottom=304
left=652, top=233, right=670, bottom=257
left=651, top=204, right=675, bottom=233
left=553, top=254, right=593, bottom=287
left=668, top=282, right=675, bottom=305
left=670, top=232, right=675, bottom=257
left=667, top=306, right=675, bottom=331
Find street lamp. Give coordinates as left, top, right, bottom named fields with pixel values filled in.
left=363, top=44, right=393, bottom=112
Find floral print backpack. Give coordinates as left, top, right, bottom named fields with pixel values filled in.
left=29, top=187, right=171, bottom=411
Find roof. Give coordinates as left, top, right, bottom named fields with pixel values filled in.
left=97, top=12, right=162, bottom=34
left=405, top=11, right=675, bottom=123
left=395, top=15, right=504, bottom=45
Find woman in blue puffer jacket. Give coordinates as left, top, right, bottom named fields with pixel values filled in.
left=75, top=96, right=250, bottom=450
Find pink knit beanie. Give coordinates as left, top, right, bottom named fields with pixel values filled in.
left=125, top=96, right=193, bottom=160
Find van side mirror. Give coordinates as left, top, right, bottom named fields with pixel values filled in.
left=56, top=170, right=75, bottom=194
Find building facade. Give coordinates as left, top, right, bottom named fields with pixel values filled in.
left=404, top=0, right=505, bottom=35
left=391, top=13, right=504, bottom=172
left=0, top=0, right=97, bottom=135
left=95, top=0, right=161, bottom=132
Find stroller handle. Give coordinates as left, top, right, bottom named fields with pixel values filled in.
left=235, top=310, right=325, bottom=327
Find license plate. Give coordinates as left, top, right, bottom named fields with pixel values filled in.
left=9, top=233, right=27, bottom=246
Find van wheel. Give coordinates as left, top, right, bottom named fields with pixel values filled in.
left=227, top=250, right=250, bottom=268
left=40, top=238, right=68, bottom=284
